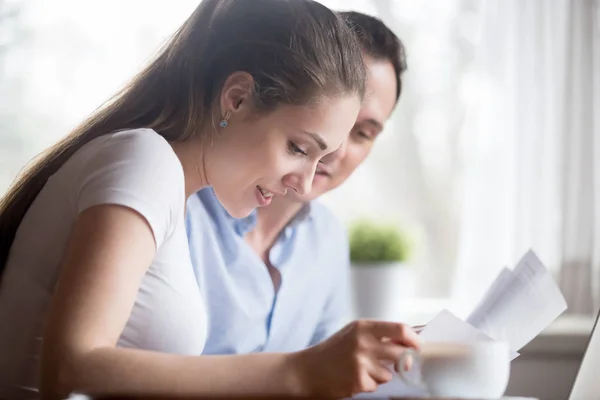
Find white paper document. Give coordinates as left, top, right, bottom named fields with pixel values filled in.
left=466, top=250, right=568, bottom=351
left=354, top=311, right=490, bottom=399
left=420, top=309, right=494, bottom=342
left=466, top=267, right=514, bottom=326
left=420, top=309, right=520, bottom=359
left=353, top=310, right=517, bottom=399
left=353, top=249, right=567, bottom=399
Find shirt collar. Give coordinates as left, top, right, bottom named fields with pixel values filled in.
left=280, top=202, right=312, bottom=239
left=226, top=202, right=313, bottom=237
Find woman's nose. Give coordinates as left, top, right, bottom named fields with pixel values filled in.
left=284, top=166, right=315, bottom=195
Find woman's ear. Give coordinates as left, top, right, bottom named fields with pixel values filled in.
left=219, top=72, right=255, bottom=118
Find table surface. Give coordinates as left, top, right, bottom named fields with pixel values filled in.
left=86, top=396, right=537, bottom=400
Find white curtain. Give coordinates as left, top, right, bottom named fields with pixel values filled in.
left=320, top=0, right=472, bottom=298
left=3, top=0, right=598, bottom=316
left=453, top=0, right=600, bottom=316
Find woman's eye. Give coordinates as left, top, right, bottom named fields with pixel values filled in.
left=288, top=141, right=308, bottom=156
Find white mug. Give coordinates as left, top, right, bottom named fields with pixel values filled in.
left=397, top=341, right=511, bottom=399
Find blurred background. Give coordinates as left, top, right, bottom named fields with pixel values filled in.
left=0, top=1, right=598, bottom=398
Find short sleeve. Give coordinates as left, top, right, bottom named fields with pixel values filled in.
left=75, top=129, right=184, bottom=249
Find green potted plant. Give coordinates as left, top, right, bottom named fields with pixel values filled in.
left=349, top=219, right=415, bottom=320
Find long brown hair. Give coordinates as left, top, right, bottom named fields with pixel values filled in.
left=0, top=0, right=367, bottom=275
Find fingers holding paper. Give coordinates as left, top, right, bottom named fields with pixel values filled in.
left=294, top=320, right=420, bottom=397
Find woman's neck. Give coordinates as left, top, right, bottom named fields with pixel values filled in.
left=169, top=138, right=209, bottom=199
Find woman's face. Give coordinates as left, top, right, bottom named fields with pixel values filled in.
left=204, top=84, right=360, bottom=218
left=291, top=56, right=398, bottom=202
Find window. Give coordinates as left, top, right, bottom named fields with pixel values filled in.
left=1, top=0, right=598, bottom=318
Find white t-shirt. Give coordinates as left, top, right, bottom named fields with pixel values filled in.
left=0, top=128, right=207, bottom=399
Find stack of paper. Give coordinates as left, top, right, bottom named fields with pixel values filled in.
left=354, top=249, right=567, bottom=399
left=465, top=250, right=568, bottom=352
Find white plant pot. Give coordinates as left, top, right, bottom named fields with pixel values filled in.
left=351, top=261, right=415, bottom=320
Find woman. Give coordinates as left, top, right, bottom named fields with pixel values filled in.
left=0, top=1, right=419, bottom=399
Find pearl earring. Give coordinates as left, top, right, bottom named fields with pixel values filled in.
left=219, top=110, right=231, bottom=128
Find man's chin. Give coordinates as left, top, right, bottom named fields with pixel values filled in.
left=285, top=191, right=314, bottom=204
left=311, top=174, right=334, bottom=197
left=313, top=173, right=331, bottom=187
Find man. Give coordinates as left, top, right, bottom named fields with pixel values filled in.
left=186, top=11, right=406, bottom=354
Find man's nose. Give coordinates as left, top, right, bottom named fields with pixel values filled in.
left=320, top=140, right=348, bottom=164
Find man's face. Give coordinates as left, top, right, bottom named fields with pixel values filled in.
left=290, top=54, right=398, bottom=202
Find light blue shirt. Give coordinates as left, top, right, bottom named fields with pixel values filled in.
left=186, top=188, right=350, bottom=354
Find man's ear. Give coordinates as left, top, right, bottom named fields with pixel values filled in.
left=219, top=71, right=255, bottom=118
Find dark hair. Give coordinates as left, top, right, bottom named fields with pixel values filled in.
left=0, top=0, right=367, bottom=276
left=341, top=11, right=407, bottom=102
